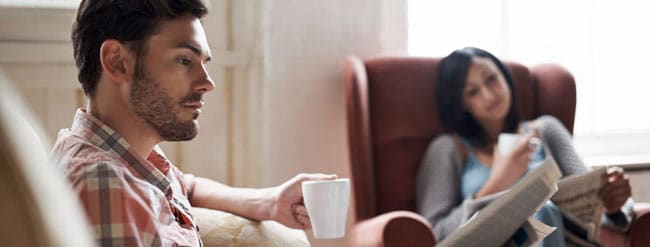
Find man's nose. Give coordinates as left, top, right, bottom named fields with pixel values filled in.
left=196, top=63, right=214, bottom=93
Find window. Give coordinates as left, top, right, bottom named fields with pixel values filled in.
left=409, top=0, right=650, bottom=166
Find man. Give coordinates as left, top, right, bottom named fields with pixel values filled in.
left=52, top=0, right=335, bottom=246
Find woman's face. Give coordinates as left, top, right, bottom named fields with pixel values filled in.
left=462, top=57, right=512, bottom=124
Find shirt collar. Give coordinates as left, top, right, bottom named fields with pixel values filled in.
left=71, top=109, right=171, bottom=194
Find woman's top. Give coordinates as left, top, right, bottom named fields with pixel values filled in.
left=460, top=138, right=546, bottom=199
left=459, top=137, right=568, bottom=247
left=415, top=115, right=634, bottom=241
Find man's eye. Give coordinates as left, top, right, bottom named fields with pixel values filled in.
left=178, top=58, right=191, bottom=65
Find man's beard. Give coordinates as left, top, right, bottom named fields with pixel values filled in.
left=129, top=71, right=201, bottom=141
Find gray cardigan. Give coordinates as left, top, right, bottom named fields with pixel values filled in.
left=415, top=115, right=634, bottom=241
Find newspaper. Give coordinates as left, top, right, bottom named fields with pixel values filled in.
left=503, top=217, right=558, bottom=247
left=551, top=167, right=607, bottom=245
left=438, top=158, right=562, bottom=247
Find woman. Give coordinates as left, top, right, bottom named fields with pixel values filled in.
left=415, top=47, right=633, bottom=246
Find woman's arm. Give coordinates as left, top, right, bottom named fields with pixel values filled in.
left=536, top=115, right=588, bottom=176
left=537, top=115, right=633, bottom=230
left=416, top=135, right=474, bottom=241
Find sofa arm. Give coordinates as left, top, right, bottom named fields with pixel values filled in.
left=191, top=207, right=309, bottom=247
left=348, top=211, right=436, bottom=247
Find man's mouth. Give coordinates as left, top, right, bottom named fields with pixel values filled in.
left=184, top=101, right=204, bottom=109
left=183, top=101, right=204, bottom=115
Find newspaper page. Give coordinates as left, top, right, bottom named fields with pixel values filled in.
left=503, top=217, right=557, bottom=247
left=551, top=167, right=607, bottom=243
left=438, top=158, right=562, bottom=247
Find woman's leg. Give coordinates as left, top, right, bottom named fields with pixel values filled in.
left=534, top=201, right=565, bottom=247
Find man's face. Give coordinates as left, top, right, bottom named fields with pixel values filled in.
left=129, top=15, right=213, bottom=141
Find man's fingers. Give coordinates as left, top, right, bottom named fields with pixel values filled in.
left=295, top=213, right=311, bottom=230
left=294, top=204, right=309, bottom=217
left=295, top=173, right=338, bottom=183
left=291, top=204, right=311, bottom=230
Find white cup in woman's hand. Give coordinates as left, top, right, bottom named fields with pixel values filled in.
left=497, top=133, right=541, bottom=156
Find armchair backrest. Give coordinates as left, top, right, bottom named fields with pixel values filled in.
left=343, top=56, right=577, bottom=221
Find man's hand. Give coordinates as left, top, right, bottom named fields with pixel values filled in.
left=270, top=173, right=337, bottom=229
left=599, top=167, right=632, bottom=214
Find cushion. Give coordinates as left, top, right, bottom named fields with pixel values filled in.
left=192, top=207, right=310, bottom=247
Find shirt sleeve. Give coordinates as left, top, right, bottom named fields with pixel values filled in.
left=73, top=162, right=164, bottom=246
left=181, top=173, right=196, bottom=200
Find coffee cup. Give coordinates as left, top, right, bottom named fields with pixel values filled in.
left=301, top=178, right=350, bottom=239
left=497, top=133, right=541, bottom=155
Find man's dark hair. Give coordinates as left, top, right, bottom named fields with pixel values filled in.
left=72, top=0, right=208, bottom=97
left=435, top=47, right=520, bottom=147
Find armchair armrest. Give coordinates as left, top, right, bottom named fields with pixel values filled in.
left=600, top=202, right=650, bottom=247
left=348, top=211, right=436, bottom=247
left=627, top=203, right=650, bottom=247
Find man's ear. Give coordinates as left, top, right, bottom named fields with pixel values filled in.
left=99, top=40, right=133, bottom=84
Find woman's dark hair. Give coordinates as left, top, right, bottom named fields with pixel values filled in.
left=72, top=0, right=208, bottom=97
left=435, top=47, right=519, bottom=147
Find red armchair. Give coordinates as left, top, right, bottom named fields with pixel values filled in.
left=342, top=55, right=650, bottom=247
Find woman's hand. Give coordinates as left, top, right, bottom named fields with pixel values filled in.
left=475, top=132, right=536, bottom=198
left=599, top=167, right=632, bottom=214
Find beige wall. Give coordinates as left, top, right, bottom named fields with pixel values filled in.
left=260, top=0, right=406, bottom=185
left=257, top=1, right=406, bottom=245
left=0, top=1, right=406, bottom=246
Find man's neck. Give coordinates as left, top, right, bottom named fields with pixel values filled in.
left=87, top=98, right=160, bottom=160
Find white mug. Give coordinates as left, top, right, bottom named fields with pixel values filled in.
left=497, top=133, right=541, bottom=156
left=302, top=178, right=350, bottom=239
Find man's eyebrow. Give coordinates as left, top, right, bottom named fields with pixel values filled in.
left=177, top=42, right=212, bottom=62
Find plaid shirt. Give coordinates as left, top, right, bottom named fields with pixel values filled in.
left=52, top=109, right=201, bottom=246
